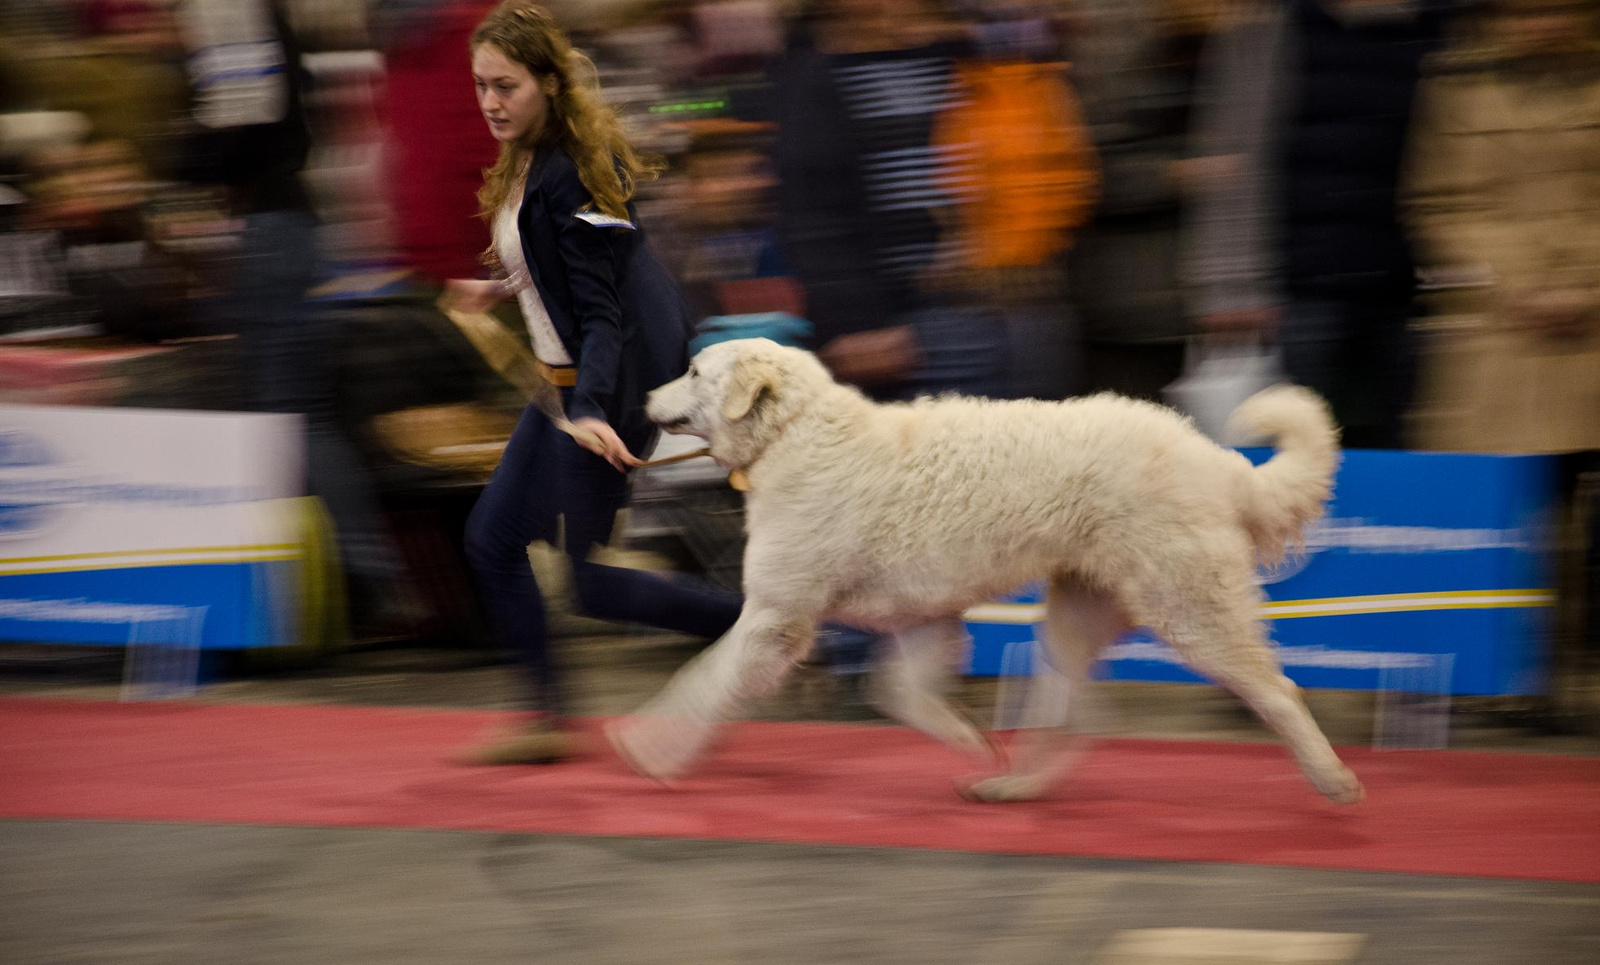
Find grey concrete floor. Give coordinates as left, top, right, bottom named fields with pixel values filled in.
left=2, top=821, right=1597, bottom=965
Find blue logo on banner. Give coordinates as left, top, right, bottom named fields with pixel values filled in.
left=0, top=431, right=61, bottom=541
left=0, top=431, right=53, bottom=468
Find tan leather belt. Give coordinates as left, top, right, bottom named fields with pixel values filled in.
left=537, top=361, right=577, bottom=387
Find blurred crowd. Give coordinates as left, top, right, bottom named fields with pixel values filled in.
left=0, top=0, right=1595, bottom=680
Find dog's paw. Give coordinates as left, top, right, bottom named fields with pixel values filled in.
left=956, top=774, right=1046, bottom=804
left=605, top=720, right=689, bottom=784
left=1319, top=767, right=1365, bottom=805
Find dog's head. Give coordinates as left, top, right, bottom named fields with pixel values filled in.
left=646, top=338, right=831, bottom=467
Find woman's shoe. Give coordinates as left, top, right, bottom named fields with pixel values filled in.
left=458, top=718, right=581, bottom=765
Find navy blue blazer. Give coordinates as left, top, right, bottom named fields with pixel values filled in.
left=517, top=145, right=693, bottom=446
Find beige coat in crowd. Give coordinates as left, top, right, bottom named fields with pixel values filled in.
left=1406, top=58, right=1600, bottom=454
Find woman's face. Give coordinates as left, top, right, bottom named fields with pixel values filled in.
left=472, top=43, right=554, bottom=145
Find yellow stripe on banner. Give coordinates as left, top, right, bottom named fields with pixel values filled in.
left=1261, top=589, right=1555, bottom=607
left=1260, top=589, right=1555, bottom=620
left=0, top=545, right=301, bottom=566
left=964, top=589, right=1555, bottom=625
left=0, top=552, right=301, bottom=577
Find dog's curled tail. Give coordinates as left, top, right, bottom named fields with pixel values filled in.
left=1227, top=384, right=1341, bottom=565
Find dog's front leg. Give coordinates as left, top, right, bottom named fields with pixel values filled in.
left=609, top=604, right=815, bottom=781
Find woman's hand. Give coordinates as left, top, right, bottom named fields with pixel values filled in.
left=571, top=417, right=642, bottom=472
left=1508, top=288, right=1591, bottom=341
left=1198, top=307, right=1280, bottom=339
left=819, top=325, right=920, bottom=386
left=443, top=278, right=507, bottom=314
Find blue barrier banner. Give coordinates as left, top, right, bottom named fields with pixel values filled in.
left=0, top=405, right=303, bottom=650
left=965, top=450, right=1558, bottom=696
left=0, top=561, right=298, bottom=650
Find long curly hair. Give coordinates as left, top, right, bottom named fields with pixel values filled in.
left=470, top=2, right=661, bottom=223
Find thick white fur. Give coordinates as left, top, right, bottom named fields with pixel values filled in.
left=610, top=339, right=1361, bottom=805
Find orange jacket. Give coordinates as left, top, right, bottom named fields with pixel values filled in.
left=935, top=61, right=1100, bottom=269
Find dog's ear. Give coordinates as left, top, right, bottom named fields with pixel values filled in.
left=720, top=354, right=781, bottom=422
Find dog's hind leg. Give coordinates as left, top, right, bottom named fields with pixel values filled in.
left=1138, top=563, right=1364, bottom=805
left=961, top=576, right=1123, bottom=803
left=869, top=618, right=997, bottom=764
left=609, top=603, right=817, bottom=781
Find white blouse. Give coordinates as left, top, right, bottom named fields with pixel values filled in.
left=493, top=187, right=573, bottom=367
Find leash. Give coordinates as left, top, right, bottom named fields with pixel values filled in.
left=637, top=445, right=713, bottom=469
left=634, top=445, right=746, bottom=491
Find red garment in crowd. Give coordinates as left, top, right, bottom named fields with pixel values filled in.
left=77, top=0, right=158, bottom=36
left=381, top=1, right=500, bottom=283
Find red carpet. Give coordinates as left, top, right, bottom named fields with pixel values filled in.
left=1, top=697, right=1597, bottom=883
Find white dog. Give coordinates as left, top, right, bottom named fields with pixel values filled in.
left=609, top=338, right=1362, bottom=805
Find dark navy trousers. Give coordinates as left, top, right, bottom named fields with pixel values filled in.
left=464, top=394, right=744, bottom=716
